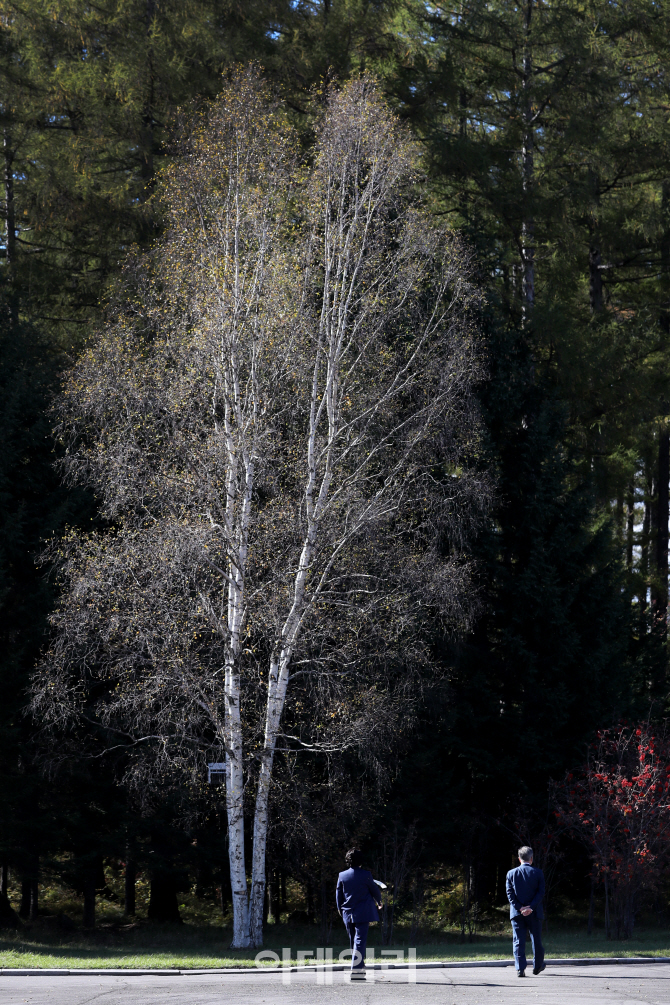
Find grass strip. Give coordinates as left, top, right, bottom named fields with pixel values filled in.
left=1, top=928, right=670, bottom=970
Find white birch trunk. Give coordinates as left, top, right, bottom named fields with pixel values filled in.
left=248, top=408, right=325, bottom=942
left=216, top=158, right=268, bottom=946
left=225, top=664, right=249, bottom=945
left=220, top=424, right=250, bottom=944
left=247, top=653, right=286, bottom=944
left=221, top=304, right=260, bottom=947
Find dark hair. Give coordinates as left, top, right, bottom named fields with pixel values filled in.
left=346, top=848, right=364, bottom=868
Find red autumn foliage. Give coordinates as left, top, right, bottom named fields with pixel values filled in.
left=552, top=724, right=670, bottom=939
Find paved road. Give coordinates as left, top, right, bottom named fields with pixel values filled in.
left=0, top=963, right=668, bottom=1005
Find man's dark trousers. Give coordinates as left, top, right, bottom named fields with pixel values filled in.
left=511, top=913, right=544, bottom=973
left=343, top=915, right=369, bottom=970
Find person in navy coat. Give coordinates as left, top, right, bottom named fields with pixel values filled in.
left=336, top=848, right=382, bottom=980
left=506, top=845, right=546, bottom=977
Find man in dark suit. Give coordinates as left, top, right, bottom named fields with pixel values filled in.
left=336, top=848, right=382, bottom=981
left=505, top=845, right=546, bottom=978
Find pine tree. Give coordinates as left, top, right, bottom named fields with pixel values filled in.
left=0, top=0, right=291, bottom=337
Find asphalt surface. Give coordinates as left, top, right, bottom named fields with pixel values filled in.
left=1, top=963, right=669, bottom=1005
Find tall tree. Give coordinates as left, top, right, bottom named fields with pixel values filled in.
left=32, top=70, right=488, bottom=947
left=0, top=0, right=291, bottom=336
left=0, top=313, right=92, bottom=916
left=378, top=0, right=670, bottom=662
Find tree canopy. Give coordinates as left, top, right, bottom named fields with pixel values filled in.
left=1, top=0, right=670, bottom=940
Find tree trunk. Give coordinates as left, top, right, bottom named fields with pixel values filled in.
left=274, top=871, right=282, bottom=923
left=219, top=856, right=231, bottom=917
left=148, top=872, right=182, bottom=923
left=82, top=876, right=96, bottom=929
left=410, top=869, right=424, bottom=943
left=248, top=645, right=298, bottom=945
left=3, top=126, right=16, bottom=326
left=641, top=473, right=652, bottom=618
left=589, top=244, right=603, bottom=312
left=124, top=856, right=136, bottom=916
left=268, top=869, right=282, bottom=925
left=267, top=869, right=275, bottom=924
left=225, top=671, right=249, bottom=946
left=0, top=890, right=21, bottom=929
left=588, top=170, right=603, bottom=314
left=247, top=722, right=276, bottom=945
left=220, top=78, right=466, bottom=951
left=626, top=482, right=635, bottom=571
left=29, top=879, right=38, bottom=921
left=652, top=427, right=669, bottom=637
left=661, top=179, right=670, bottom=333
left=3, top=127, right=15, bottom=265
left=248, top=422, right=323, bottom=945
left=19, top=878, right=30, bottom=920
left=615, top=490, right=624, bottom=553
left=655, top=181, right=670, bottom=637
left=19, top=858, right=37, bottom=920
left=653, top=178, right=670, bottom=643
left=0, top=862, right=7, bottom=897
left=587, top=876, right=595, bottom=935
left=222, top=412, right=255, bottom=948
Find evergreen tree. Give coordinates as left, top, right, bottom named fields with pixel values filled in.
left=385, top=316, right=653, bottom=902
left=0, top=311, right=93, bottom=908
left=0, top=0, right=291, bottom=337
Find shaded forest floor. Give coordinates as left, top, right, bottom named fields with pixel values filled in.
left=1, top=924, right=670, bottom=969
left=2, top=874, right=669, bottom=968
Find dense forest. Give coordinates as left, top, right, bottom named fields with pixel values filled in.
left=1, top=0, right=670, bottom=947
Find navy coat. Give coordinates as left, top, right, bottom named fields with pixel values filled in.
left=336, top=867, right=381, bottom=925
left=505, top=862, right=545, bottom=920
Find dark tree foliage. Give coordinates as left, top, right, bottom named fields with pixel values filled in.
left=2, top=0, right=670, bottom=930
left=381, top=314, right=657, bottom=899
left=0, top=313, right=92, bottom=904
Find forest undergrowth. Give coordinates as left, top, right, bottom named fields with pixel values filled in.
left=1, top=875, right=669, bottom=969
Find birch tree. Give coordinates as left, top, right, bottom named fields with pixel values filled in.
left=33, top=69, right=488, bottom=948
left=243, top=77, right=487, bottom=944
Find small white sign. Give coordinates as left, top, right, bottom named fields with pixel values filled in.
left=207, top=762, right=226, bottom=783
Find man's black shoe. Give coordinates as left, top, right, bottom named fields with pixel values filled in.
left=533, top=964, right=546, bottom=976
left=516, top=970, right=526, bottom=977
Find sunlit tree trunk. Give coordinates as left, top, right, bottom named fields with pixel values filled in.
left=222, top=369, right=256, bottom=948
left=641, top=469, right=652, bottom=619
left=625, top=481, right=634, bottom=572
left=3, top=128, right=14, bottom=266
left=652, top=425, right=669, bottom=637
left=3, top=125, right=16, bottom=325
